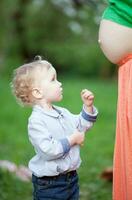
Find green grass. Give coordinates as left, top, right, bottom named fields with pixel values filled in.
left=0, top=76, right=118, bottom=200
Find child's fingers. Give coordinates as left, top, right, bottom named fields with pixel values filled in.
left=83, top=93, right=94, bottom=99
left=83, top=93, right=88, bottom=98
left=82, top=94, right=89, bottom=99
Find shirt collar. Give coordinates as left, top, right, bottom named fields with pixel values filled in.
left=33, top=105, right=64, bottom=118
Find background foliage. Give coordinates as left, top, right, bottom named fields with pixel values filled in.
left=0, top=0, right=115, bottom=78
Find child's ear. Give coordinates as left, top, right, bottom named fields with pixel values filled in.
left=32, top=88, right=43, bottom=99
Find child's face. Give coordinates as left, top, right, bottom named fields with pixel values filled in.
left=38, top=66, right=63, bottom=103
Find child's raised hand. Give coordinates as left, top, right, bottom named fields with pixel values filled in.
left=81, top=89, right=94, bottom=107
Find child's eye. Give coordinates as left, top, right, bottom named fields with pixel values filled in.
left=51, top=77, right=55, bottom=81
left=51, top=73, right=57, bottom=82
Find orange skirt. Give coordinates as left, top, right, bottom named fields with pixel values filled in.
left=113, top=54, right=132, bottom=200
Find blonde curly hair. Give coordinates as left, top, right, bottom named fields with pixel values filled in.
left=11, top=58, right=51, bottom=106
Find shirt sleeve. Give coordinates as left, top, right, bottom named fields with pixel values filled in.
left=68, top=105, right=98, bottom=132
left=28, top=117, right=71, bottom=161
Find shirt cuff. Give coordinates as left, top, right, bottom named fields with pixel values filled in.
left=59, top=138, right=71, bottom=155
left=81, top=105, right=98, bottom=122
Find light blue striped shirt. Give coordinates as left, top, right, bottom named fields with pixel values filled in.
left=28, top=104, right=98, bottom=177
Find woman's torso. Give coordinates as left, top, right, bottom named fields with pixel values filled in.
left=98, top=19, right=132, bottom=64
left=98, top=0, right=132, bottom=64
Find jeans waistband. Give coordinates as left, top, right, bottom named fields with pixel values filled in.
left=32, top=170, right=77, bottom=181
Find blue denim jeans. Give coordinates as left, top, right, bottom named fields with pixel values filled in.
left=32, top=170, right=79, bottom=200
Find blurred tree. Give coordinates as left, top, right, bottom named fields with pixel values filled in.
left=11, top=0, right=32, bottom=58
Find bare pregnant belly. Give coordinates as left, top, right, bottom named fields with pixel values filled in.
left=98, top=19, right=132, bottom=64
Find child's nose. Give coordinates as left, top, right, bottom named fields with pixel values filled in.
left=58, top=81, right=62, bottom=87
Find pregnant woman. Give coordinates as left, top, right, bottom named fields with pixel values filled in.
left=98, top=1, right=132, bottom=199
